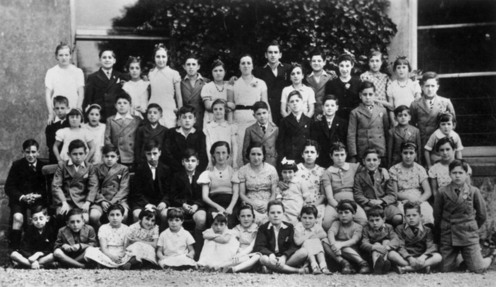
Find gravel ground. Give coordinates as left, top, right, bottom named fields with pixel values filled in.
left=1, top=268, right=496, bottom=287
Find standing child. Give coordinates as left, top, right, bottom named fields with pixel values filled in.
left=387, top=105, right=421, bottom=167
left=122, top=56, right=149, bottom=119
left=348, top=81, right=389, bottom=163
left=306, top=49, right=336, bottom=118
left=10, top=205, right=56, bottom=269
left=280, top=63, right=316, bottom=118
left=204, top=99, right=238, bottom=168
left=277, top=90, right=313, bottom=165
left=276, top=158, right=310, bottom=224
left=388, top=201, right=442, bottom=274
left=181, top=55, right=210, bottom=130
left=293, top=205, right=330, bottom=275
left=360, top=206, right=399, bottom=274
left=85, top=204, right=131, bottom=269
left=424, top=112, right=463, bottom=168
left=83, top=104, right=105, bottom=164
left=45, top=96, right=70, bottom=163
left=201, top=60, right=235, bottom=124
left=156, top=208, right=196, bottom=269
left=434, top=160, right=496, bottom=273
left=360, top=50, right=390, bottom=108
left=243, top=101, right=279, bottom=167
left=148, top=43, right=182, bottom=128
left=125, top=208, right=159, bottom=268
left=104, top=92, right=141, bottom=168
left=54, top=108, right=95, bottom=163
left=88, top=144, right=130, bottom=230
left=53, top=208, right=97, bottom=268
left=134, top=103, right=167, bottom=165
left=323, top=200, right=370, bottom=274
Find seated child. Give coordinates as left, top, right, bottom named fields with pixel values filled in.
left=10, top=205, right=56, bottom=269
left=125, top=207, right=159, bottom=268
left=276, top=158, right=310, bottom=224
left=217, top=204, right=261, bottom=273
left=360, top=206, right=399, bottom=275
left=293, top=205, right=330, bottom=275
left=197, top=212, right=240, bottom=271
left=52, top=139, right=98, bottom=224
left=89, top=144, right=130, bottom=230
left=433, top=160, right=496, bottom=273
left=387, top=105, right=421, bottom=167
left=53, top=208, right=97, bottom=268
left=354, top=149, right=403, bottom=227
left=254, top=200, right=308, bottom=274
left=323, top=200, right=370, bottom=275
left=156, top=208, right=196, bottom=269
left=45, top=95, right=70, bottom=164
left=134, top=103, right=167, bottom=165
left=388, top=201, right=442, bottom=274
left=5, top=139, right=47, bottom=249
left=84, top=204, right=131, bottom=269
left=424, top=112, right=463, bottom=168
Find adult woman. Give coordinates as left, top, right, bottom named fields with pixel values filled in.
left=238, top=143, right=278, bottom=225
left=198, top=141, right=240, bottom=228
left=227, top=54, right=269, bottom=167
left=201, top=60, right=236, bottom=123
left=389, top=142, right=433, bottom=224
left=322, top=142, right=367, bottom=231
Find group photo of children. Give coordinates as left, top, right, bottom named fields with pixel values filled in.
left=4, top=35, right=495, bottom=278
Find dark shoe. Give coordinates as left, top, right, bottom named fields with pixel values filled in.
left=223, top=266, right=234, bottom=273
left=382, top=259, right=391, bottom=274
left=340, top=259, right=352, bottom=275
left=374, top=255, right=385, bottom=274
left=358, top=261, right=371, bottom=274
left=395, top=265, right=404, bottom=274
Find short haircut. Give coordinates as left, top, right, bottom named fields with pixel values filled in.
left=107, top=203, right=125, bottom=215
left=287, top=63, right=306, bottom=79
left=115, top=92, right=132, bottom=104
left=125, top=56, right=142, bottom=71
left=210, top=59, right=225, bottom=72
left=239, top=53, right=253, bottom=65
left=403, top=201, right=421, bottom=214
left=55, top=42, right=71, bottom=56
left=183, top=54, right=199, bottom=65
left=53, top=95, right=69, bottom=107
left=330, top=141, right=347, bottom=155
left=394, top=105, right=410, bottom=117
left=153, top=43, right=168, bottom=56
left=85, top=104, right=102, bottom=117
left=400, top=141, right=417, bottom=152
left=337, top=199, right=357, bottom=214
left=178, top=105, right=196, bottom=117
left=449, top=159, right=469, bottom=173
left=267, top=200, right=285, bottom=213
left=67, top=108, right=83, bottom=119
left=167, top=208, right=184, bottom=221
left=182, top=148, right=199, bottom=161
left=252, top=101, right=269, bottom=112
left=147, top=103, right=163, bottom=114
left=309, top=49, right=326, bottom=61
left=363, top=148, right=379, bottom=158
left=245, top=142, right=266, bottom=162
left=337, top=54, right=354, bottom=65
left=102, top=143, right=119, bottom=155
left=210, top=141, right=231, bottom=156
left=435, top=136, right=457, bottom=152
left=438, top=112, right=456, bottom=126
left=368, top=50, right=382, bottom=60
left=68, top=139, right=86, bottom=153
left=323, top=94, right=339, bottom=106
left=300, top=205, right=318, bottom=217
left=238, top=204, right=255, bottom=218
left=212, top=212, right=228, bottom=224
left=99, top=48, right=116, bottom=58
left=287, top=90, right=303, bottom=102
left=138, top=209, right=156, bottom=221
left=302, top=139, right=321, bottom=155
left=359, top=80, right=376, bottom=93
left=266, top=40, right=281, bottom=51
left=22, top=139, right=39, bottom=150
left=393, top=56, right=412, bottom=72
left=66, top=208, right=84, bottom=221
left=144, top=139, right=161, bottom=152
left=367, top=206, right=385, bottom=218
left=30, top=204, right=47, bottom=216
left=421, top=71, right=439, bottom=85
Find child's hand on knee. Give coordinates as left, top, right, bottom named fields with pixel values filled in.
left=30, top=261, right=40, bottom=269
left=269, top=254, right=278, bottom=266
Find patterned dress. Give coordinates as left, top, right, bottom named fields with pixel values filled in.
left=296, top=163, right=325, bottom=224
left=428, top=162, right=472, bottom=189
left=360, top=71, right=389, bottom=102
left=84, top=224, right=131, bottom=268
left=125, top=221, right=159, bottom=265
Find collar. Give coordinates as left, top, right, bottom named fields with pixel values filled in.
left=308, top=70, right=328, bottom=78
left=291, top=84, right=308, bottom=92
left=239, top=223, right=258, bottom=233
left=102, top=68, right=112, bottom=74
left=148, top=163, right=157, bottom=169
left=372, top=224, right=386, bottom=232
left=263, top=62, right=283, bottom=69
left=187, top=171, right=196, bottom=177
left=211, top=121, right=229, bottom=128
left=434, top=129, right=453, bottom=139
left=183, top=73, right=204, bottom=81
left=259, top=123, right=268, bottom=129
left=424, top=95, right=437, bottom=103
left=405, top=223, right=424, bottom=233
left=328, top=163, right=350, bottom=173
left=28, top=161, right=37, bottom=167
left=150, top=123, right=158, bottom=129
left=176, top=127, right=196, bottom=137
left=292, top=112, right=303, bottom=122
left=68, top=159, right=86, bottom=168
left=115, top=112, right=134, bottom=120
left=268, top=222, right=288, bottom=230
left=54, top=116, right=66, bottom=124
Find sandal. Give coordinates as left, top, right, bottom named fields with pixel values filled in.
left=312, top=266, right=322, bottom=275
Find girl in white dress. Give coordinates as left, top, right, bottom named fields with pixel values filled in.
left=148, top=43, right=182, bottom=128
left=201, top=60, right=235, bottom=123
left=122, top=56, right=149, bottom=119
left=83, top=104, right=105, bottom=164
left=54, top=108, right=95, bottom=162
left=280, top=64, right=316, bottom=118
left=125, top=208, right=159, bottom=267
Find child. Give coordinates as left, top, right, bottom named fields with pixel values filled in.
left=53, top=208, right=97, bottom=268
left=280, top=63, right=316, bottom=118
left=243, top=101, right=279, bottom=167
left=181, top=55, right=210, bottom=130
left=83, top=104, right=105, bottom=164
left=45, top=42, right=84, bottom=114
left=218, top=205, right=261, bottom=273
left=254, top=200, right=308, bottom=274
left=360, top=206, right=399, bottom=274
left=131, top=140, right=172, bottom=226
left=83, top=48, right=128, bottom=121
left=5, top=139, right=47, bottom=249
left=201, top=60, right=234, bottom=123
left=197, top=212, right=240, bottom=271
left=323, top=200, right=370, bottom=274
left=104, top=92, right=141, bottom=168
left=162, top=105, right=208, bottom=174
left=386, top=56, right=421, bottom=125
left=424, top=112, right=463, bottom=168
left=276, top=90, right=313, bottom=165
left=360, top=50, right=390, bottom=107
left=410, top=71, right=456, bottom=148
left=156, top=208, right=196, bottom=269
left=134, top=103, right=167, bottom=164
left=293, top=205, right=330, bottom=275
left=45, top=95, right=70, bottom=163
left=52, top=139, right=98, bottom=223
left=122, top=56, right=149, bottom=119
left=276, top=158, right=309, bottom=224
left=204, top=99, right=238, bottom=168
left=433, top=160, right=496, bottom=273
left=348, top=81, right=389, bottom=163
left=10, top=205, right=56, bottom=269
left=311, top=95, right=347, bottom=168
left=54, top=108, right=95, bottom=163
left=353, top=149, right=403, bottom=226
left=324, top=53, right=361, bottom=120
left=89, top=144, right=130, bottom=230
left=84, top=204, right=131, bottom=269
left=148, top=43, right=182, bottom=128
left=125, top=207, right=159, bottom=267
left=387, top=105, right=421, bottom=167
left=388, top=201, right=442, bottom=274
left=305, top=49, right=336, bottom=118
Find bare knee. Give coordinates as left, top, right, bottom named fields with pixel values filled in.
left=53, top=249, right=64, bottom=259
left=391, top=215, right=403, bottom=226
left=13, top=213, right=24, bottom=225
left=89, top=210, right=101, bottom=224
left=260, top=255, right=270, bottom=266
left=193, top=211, right=206, bottom=230
left=132, top=209, right=141, bottom=222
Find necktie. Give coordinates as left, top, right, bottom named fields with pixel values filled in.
left=429, top=100, right=434, bottom=109
left=327, top=121, right=332, bottom=129
left=29, top=164, right=36, bottom=172
left=412, top=227, right=419, bottom=236
left=261, top=125, right=266, bottom=134
left=106, top=71, right=111, bottom=79
left=369, top=171, right=375, bottom=184
left=455, top=188, right=460, bottom=197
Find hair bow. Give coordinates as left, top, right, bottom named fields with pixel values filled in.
left=144, top=204, right=157, bottom=213
left=281, top=157, right=295, bottom=165
left=84, top=103, right=102, bottom=113
left=212, top=211, right=227, bottom=218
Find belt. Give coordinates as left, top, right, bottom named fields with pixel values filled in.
left=235, top=105, right=254, bottom=110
